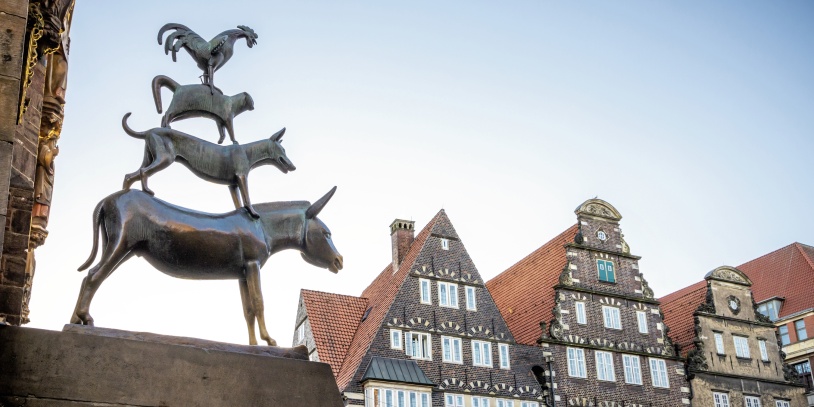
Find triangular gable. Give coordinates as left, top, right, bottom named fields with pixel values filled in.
left=301, top=290, right=368, bottom=378
left=486, top=225, right=578, bottom=345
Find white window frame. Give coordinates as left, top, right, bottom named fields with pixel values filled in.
left=745, top=396, right=762, bottom=407
left=714, top=332, right=725, bottom=354
left=713, top=392, right=730, bottom=407
left=405, top=332, right=432, bottom=360
left=776, top=400, right=791, bottom=407
left=649, top=358, right=669, bottom=388
left=520, top=403, right=539, bottom=407
left=390, top=329, right=402, bottom=349
left=795, top=319, right=807, bottom=341
left=472, top=340, right=493, bottom=367
left=438, top=281, right=459, bottom=308
left=297, top=322, right=305, bottom=341
left=602, top=306, right=622, bottom=329
left=759, top=340, right=769, bottom=361
left=636, top=311, right=648, bottom=334
left=496, top=400, right=515, bottom=407
left=419, top=279, right=431, bottom=304
left=734, top=336, right=750, bottom=358
left=366, top=387, right=431, bottom=407
left=441, top=238, right=450, bottom=251
left=444, top=393, right=463, bottom=407
left=442, top=336, right=462, bottom=364
left=595, top=350, right=615, bottom=381
left=465, top=286, right=477, bottom=311
left=472, top=396, right=490, bottom=407
left=499, top=343, right=510, bottom=369
left=567, top=347, right=587, bottom=378
left=622, top=354, right=642, bottom=385
left=575, top=302, right=587, bottom=325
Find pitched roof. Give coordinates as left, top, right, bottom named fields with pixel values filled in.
left=737, top=242, right=814, bottom=319
left=659, top=280, right=706, bottom=356
left=361, top=357, right=434, bottom=386
left=301, top=289, right=368, bottom=377
left=486, top=225, right=579, bottom=346
left=335, top=210, right=445, bottom=391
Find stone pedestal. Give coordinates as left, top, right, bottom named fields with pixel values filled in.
left=0, top=325, right=345, bottom=407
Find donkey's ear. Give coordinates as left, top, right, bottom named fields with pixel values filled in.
left=306, top=186, right=337, bottom=219
left=270, top=127, right=286, bottom=142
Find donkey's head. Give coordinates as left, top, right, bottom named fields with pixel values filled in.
left=301, top=187, right=343, bottom=273
left=263, top=127, right=296, bottom=173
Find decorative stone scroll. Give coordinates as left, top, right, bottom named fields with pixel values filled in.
left=574, top=198, right=623, bottom=222
left=705, top=265, right=752, bottom=286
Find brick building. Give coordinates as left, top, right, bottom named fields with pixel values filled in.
left=661, top=266, right=806, bottom=406
left=292, top=211, right=546, bottom=406
left=487, top=199, right=690, bottom=406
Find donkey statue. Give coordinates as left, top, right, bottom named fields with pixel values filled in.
left=71, top=187, right=342, bottom=346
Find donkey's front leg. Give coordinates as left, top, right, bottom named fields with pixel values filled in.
left=238, top=277, right=258, bottom=345
left=245, top=260, right=276, bottom=346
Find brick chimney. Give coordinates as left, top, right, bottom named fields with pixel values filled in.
left=390, top=219, right=415, bottom=273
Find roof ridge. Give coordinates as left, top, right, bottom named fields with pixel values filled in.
left=302, top=288, right=367, bottom=300
left=793, top=242, right=814, bottom=271
left=335, top=209, right=445, bottom=390
left=487, top=224, right=578, bottom=286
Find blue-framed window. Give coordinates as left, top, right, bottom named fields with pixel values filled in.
left=597, top=259, right=616, bottom=282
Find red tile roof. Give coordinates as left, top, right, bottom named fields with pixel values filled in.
left=486, top=225, right=578, bottom=346
left=334, top=210, right=445, bottom=391
left=659, top=280, right=706, bottom=356
left=301, top=289, right=368, bottom=377
left=738, top=242, right=814, bottom=319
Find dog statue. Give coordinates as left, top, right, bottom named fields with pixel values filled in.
left=121, top=113, right=295, bottom=218
left=152, top=75, right=254, bottom=144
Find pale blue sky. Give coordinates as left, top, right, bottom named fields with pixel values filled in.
left=28, top=1, right=814, bottom=345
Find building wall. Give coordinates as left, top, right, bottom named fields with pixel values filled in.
left=292, top=296, right=319, bottom=361
left=691, top=372, right=805, bottom=407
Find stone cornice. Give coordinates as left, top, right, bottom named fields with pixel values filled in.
left=539, top=338, right=683, bottom=361
left=554, top=285, right=660, bottom=305
left=564, top=243, right=642, bottom=260
left=689, top=370, right=806, bottom=388
left=693, top=311, right=776, bottom=328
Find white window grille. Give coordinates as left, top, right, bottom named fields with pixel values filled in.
left=734, top=336, right=750, bottom=358
left=441, top=238, right=450, bottom=250
left=466, top=286, right=477, bottom=310
left=602, top=306, right=622, bottom=329
left=759, top=340, right=769, bottom=361
left=567, top=347, right=586, bottom=378
left=499, top=343, right=510, bottom=369
left=575, top=302, right=586, bottom=324
left=595, top=350, right=615, bottom=381
left=622, top=354, right=642, bottom=385
left=636, top=311, right=648, bottom=334
left=442, top=336, right=462, bottom=363
left=438, top=282, right=458, bottom=308
left=297, top=323, right=305, bottom=341
left=776, top=400, right=791, bottom=407
left=419, top=279, right=431, bottom=304
left=520, top=402, right=539, bottom=407
left=712, top=392, right=730, bottom=407
left=472, top=340, right=493, bottom=367
left=405, top=332, right=431, bottom=360
left=366, top=387, right=431, bottom=407
left=444, top=394, right=463, bottom=407
left=390, top=329, right=402, bottom=349
left=649, top=358, right=669, bottom=388
left=745, top=396, right=761, bottom=407
left=714, top=332, right=725, bottom=354
left=496, top=400, right=515, bottom=407
left=472, top=397, right=490, bottom=407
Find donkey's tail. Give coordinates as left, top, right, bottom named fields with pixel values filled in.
left=121, top=113, right=149, bottom=139
left=77, top=199, right=105, bottom=271
left=151, top=75, right=179, bottom=114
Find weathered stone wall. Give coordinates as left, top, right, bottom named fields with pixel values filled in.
left=691, top=372, right=805, bottom=407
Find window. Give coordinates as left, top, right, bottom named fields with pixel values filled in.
left=649, top=358, right=669, bottom=388
left=794, top=361, right=811, bottom=374
left=499, top=343, right=510, bottom=369
left=567, top=347, right=587, bottom=378
left=520, top=403, right=539, bottom=407
left=776, top=401, right=790, bottom=407
left=795, top=319, right=807, bottom=341
left=297, top=323, right=305, bottom=341
left=733, top=336, right=750, bottom=358
left=622, top=354, right=642, bottom=385
left=442, top=336, right=462, bottom=363
left=441, top=238, right=450, bottom=250
left=712, top=392, right=730, bottom=407
left=472, top=397, right=490, bottom=407
left=419, top=279, right=431, bottom=304
left=745, top=396, right=761, bottom=407
left=636, top=311, right=648, bottom=334
left=597, top=259, right=616, bottom=282
left=391, top=329, right=402, bottom=349
left=472, top=340, right=492, bottom=367
left=602, top=306, right=622, bottom=329
left=445, top=394, right=463, bottom=407
left=496, top=400, right=514, bottom=407
left=366, top=387, right=431, bottom=407
left=597, top=230, right=607, bottom=241
left=779, top=325, right=790, bottom=345
left=438, top=282, right=458, bottom=308
left=759, top=340, right=769, bottom=361
left=595, top=351, right=615, bottom=381
left=405, top=332, right=431, bottom=360
left=757, top=300, right=781, bottom=321
left=714, top=332, right=725, bottom=354
left=575, top=302, right=587, bottom=324
left=466, top=286, right=477, bottom=311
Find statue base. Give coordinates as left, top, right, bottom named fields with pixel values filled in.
left=0, top=324, right=344, bottom=407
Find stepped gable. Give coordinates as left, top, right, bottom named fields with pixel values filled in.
left=335, top=210, right=444, bottom=391
left=738, top=242, right=814, bottom=318
left=659, top=280, right=706, bottom=356
left=486, top=225, right=578, bottom=345
left=301, top=290, right=368, bottom=377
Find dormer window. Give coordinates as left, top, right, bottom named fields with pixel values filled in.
left=757, top=297, right=784, bottom=321
left=441, top=238, right=449, bottom=250
left=597, top=230, right=607, bottom=241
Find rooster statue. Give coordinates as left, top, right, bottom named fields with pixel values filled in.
left=157, top=23, right=258, bottom=94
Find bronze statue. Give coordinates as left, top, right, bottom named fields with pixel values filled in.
left=71, top=188, right=343, bottom=346
left=157, top=23, right=258, bottom=94
left=121, top=113, right=295, bottom=218
left=152, top=75, right=254, bottom=144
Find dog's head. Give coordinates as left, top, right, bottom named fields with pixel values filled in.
left=265, top=128, right=296, bottom=173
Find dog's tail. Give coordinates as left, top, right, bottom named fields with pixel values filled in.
left=78, top=199, right=105, bottom=271
left=151, top=75, right=180, bottom=114
left=122, top=113, right=149, bottom=139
